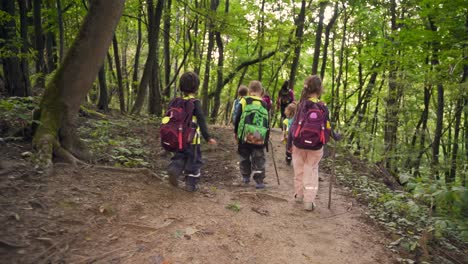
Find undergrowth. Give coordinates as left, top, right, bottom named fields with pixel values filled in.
left=324, top=150, right=468, bottom=264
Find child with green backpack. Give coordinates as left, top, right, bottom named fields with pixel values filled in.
left=233, top=81, right=270, bottom=189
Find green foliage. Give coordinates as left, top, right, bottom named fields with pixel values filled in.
left=226, top=202, right=241, bottom=212
left=330, top=153, right=467, bottom=260
left=78, top=118, right=155, bottom=168
left=0, top=97, right=39, bottom=136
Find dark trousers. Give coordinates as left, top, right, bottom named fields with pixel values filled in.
left=238, top=143, right=266, bottom=183
left=286, top=150, right=292, bottom=162
left=167, top=144, right=203, bottom=178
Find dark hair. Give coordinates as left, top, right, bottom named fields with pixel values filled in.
left=179, top=72, right=200, bottom=94
left=238, top=85, right=248, bottom=97
left=281, top=80, right=290, bottom=91
left=300, top=75, right=323, bottom=102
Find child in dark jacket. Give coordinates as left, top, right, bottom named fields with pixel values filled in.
left=233, top=81, right=269, bottom=189
left=167, top=72, right=217, bottom=192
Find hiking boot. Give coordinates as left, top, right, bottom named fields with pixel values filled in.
left=294, top=194, right=303, bottom=203
left=184, top=175, right=199, bottom=192
left=304, top=202, right=315, bottom=211
left=184, top=183, right=199, bottom=192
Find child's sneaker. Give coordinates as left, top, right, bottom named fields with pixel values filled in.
left=255, top=182, right=266, bottom=189
left=232, top=176, right=250, bottom=186
left=294, top=194, right=303, bottom=203
left=304, top=202, right=315, bottom=211
left=184, top=183, right=199, bottom=192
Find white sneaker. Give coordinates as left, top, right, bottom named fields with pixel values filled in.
left=294, top=194, right=303, bottom=203
left=304, top=202, right=315, bottom=211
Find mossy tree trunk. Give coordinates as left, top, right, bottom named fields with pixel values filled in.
left=33, top=0, right=125, bottom=172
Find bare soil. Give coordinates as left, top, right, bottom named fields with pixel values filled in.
left=0, top=127, right=397, bottom=264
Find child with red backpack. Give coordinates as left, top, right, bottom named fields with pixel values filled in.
left=162, top=72, right=217, bottom=192
left=233, top=81, right=270, bottom=189
left=287, top=75, right=340, bottom=211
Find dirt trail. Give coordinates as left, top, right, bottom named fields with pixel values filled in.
left=1, top=128, right=396, bottom=264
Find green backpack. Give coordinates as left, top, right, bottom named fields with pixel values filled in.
left=237, top=97, right=269, bottom=146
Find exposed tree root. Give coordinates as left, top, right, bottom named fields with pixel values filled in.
left=234, top=191, right=289, bottom=202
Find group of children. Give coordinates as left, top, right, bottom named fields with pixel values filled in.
left=164, top=71, right=338, bottom=212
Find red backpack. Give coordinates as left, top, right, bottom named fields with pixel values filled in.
left=291, top=100, right=330, bottom=150
left=160, top=97, right=196, bottom=152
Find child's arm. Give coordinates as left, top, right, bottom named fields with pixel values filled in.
left=323, top=104, right=341, bottom=141
left=193, top=100, right=212, bottom=142
left=233, top=98, right=244, bottom=136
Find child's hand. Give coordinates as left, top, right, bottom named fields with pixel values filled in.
left=208, top=138, right=217, bottom=145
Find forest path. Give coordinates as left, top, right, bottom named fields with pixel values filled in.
left=1, top=128, right=397, bottom=264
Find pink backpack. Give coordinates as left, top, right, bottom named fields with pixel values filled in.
left=160, top=98, right=196, bottom=152
left=291, top=101, right=330, bottom=150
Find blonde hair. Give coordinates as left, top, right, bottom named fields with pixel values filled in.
left=248, top=80, right=263, bottom=94
left=284, top=102, right=297, bottom=118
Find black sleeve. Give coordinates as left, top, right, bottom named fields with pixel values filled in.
left=233, top=100, right=243, bottom=134
left=193, top=100, right=211, bottom=141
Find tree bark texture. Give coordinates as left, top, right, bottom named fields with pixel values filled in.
left=97, top=64, right=109, bottom=111
left=320, top=2, right=339, bottom=81
left=384, top=0, right=399, bottom=171
left=201, top=0, right=219, bottom=114
left=33, top=0, right=125, bottom=171
left=289, top=0, right=306, bottom=90
left=0, top=0, right=30, bottom=96
left=311, top=1, right=327, bottom=75
left=132, top=0, right=143, bottom=102
left=33, top=0, right=46, bottom=82
left=163, top=0, right=172, bottom=96
left=57, top=0, right=64, bottom=61
left=148, top=0, right=164, bottom=116
left=112, top=35, right=126, bottom=113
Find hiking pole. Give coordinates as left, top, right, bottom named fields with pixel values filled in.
left=328, top=139, right=337, bottom=209
left=269, top=139, right=280, bottom=185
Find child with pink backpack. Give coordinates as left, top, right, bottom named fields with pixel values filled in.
left=287, top=75, right=340, bottom=211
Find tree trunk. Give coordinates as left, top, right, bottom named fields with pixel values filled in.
left=257, top=0, right=265, bottom=81
left=131, top=0, right=164, bottom=115
left=57, top=0, right=64, bottom=62
left=97, top=65, right=109, bottom=111
left=33, top=0, right=125, bottom=172
left=0, top=0, right=30, bottom=97
left=311, top=1, right=327, bottom=75
left=147, top=0, right=164, bottom=116
left=429, top=17, right=444, bottom=179
left=289, top=0, right=306, bottom=90
left=33, top=0, right=46, bottom=86
left=320, top=2, right=339, bottom=81
left=45, top=31, right=57, bottom=73
left=210, top=31, right=224, bottom=120
left=201, top=0, right=219, bottom=114
left=131, top=0, right=143, bottom=103
left=332, top=6, right=348, bottom=124
left=163, top=0, right=172, bottom=97
left=448, top=99, right=463, bottom=183
left=18, top=0, right=32, bottom=95
left=112, top=35, right=126, bottom=113
left=384, top=0, right=399, bottom=171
